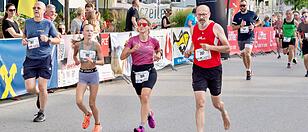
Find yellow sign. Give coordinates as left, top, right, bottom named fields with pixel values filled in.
left=0, top=64, right=17, bottom=99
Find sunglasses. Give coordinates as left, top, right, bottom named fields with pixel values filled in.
left=240, top=5, right=246, bottom=7
left=8, top=9, right=16, bottom=12
left=138, top=22, right=148, bottom=27
left=32, top=7, right=41, bottom=10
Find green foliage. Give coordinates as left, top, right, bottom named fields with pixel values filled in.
left=116, top=17, right=126, bottom=32
left=102, top=9, right=111, bottom=21
left=170, top=9, right=192, bottom=27
left=284, top=0, right=308, bottom=10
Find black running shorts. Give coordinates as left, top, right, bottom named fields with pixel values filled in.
left=192, top=64, right=222, bottom=96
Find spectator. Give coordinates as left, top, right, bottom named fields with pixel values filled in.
left=58, top=23, right=66, bottom=35
left=161, top=8, right=176, bottom=29
left=70, top=7, right=85, bottom=34
left=294, top=10, right=301, bottom=23
left=2, top=3, right=23, bottom=38
left=184, top=8, right=197, bottom=27
left=125, top=0, right=139, bottom=31
left=44, top=4, right=57, bottom=22
left=83, top=11, right=100, bottom=33
left=263, top=15, right=271, bottom=27
left=85, top=3, right=95, bottom=13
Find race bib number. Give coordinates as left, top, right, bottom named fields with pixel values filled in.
left=80, top=50, right=96, bottom=60
left=28, top=37, right=40, bottom=49
left=283, top=37, right=291, bottom=42
left=195, top=48, right=211, bottom=61
left=135, top=70, right=149, bottom=83
left=305, top=33, right=308, bottom=39
left=240, top=26, right=249, bottom=33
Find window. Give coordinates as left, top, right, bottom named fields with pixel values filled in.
left=171, top=0, right=181, bottom=2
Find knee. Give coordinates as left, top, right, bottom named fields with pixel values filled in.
left=196, top=99, right=205, bottom=110
left=213, top=101, right=224, bottom=110
left=76, top=98, right=83, bottom=107
left=140, top=94, right=149, bottom=104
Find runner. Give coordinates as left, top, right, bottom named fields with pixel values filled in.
left=73, top=24, right=104, bottom=132
left=231, top=0, right=261, bottom=80
left=293, top=10, right=302, bottom=63
left=120, top=18, right=161, bottom=132
left=184, top=4, right=231, bottom=132
left=282, top=10, right=299, bottom=68
left=22, top=1, right=60, bottom=122
left=297, top=12, right=308, bottom=77
left=273, top=13, right=283, bottom=59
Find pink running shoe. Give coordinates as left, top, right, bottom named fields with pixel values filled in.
left=134, top=126, right=144, bottom=132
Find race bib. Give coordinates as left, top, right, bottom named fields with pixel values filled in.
left=135, top=70, right=149, bottom=83
left=195, top=48, right=211, bottom=61
left=240, top=26, right=249, bottom=33
left=283, top=37, right=291, bottom=42
left=305, top=33, right=308, bottom=39
left=28, top=37, right=40, bottom=49
left=80, top=50, right=96, bottom=61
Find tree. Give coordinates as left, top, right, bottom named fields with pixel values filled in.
left=284, top=0, right=308, bottom=10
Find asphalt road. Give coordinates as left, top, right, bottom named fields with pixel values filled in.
left=1, top=54, right=308, bottom=132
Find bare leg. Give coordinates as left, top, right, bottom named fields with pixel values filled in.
left=194, top=91, right=206, bottom=132
left=25, top=78, right=38, bottom=94
left=211, top=96, right=231, bottom=130
left=304, top=54, right=308, bottom=72
left=89, top=84, right=100, bottom=124
left=245, top=48, right=252, bottom=70
left=139, top=88, right=152, bottom=125
left=76, top=83, right=89, bottom=115
left=38, top=77, right=48, bottom=111
left=241, top=52, right=248, bottom=69
left=288, top=45, right=295, bottom=63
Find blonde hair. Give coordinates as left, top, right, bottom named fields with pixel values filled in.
left=76, top=7, right=84, bottom=16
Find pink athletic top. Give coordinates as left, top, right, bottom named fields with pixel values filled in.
left=126, top=35, right=160, bottom=65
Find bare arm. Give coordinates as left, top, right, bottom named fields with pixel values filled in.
left=205, top=24, right=230, bottom=53
left=120, top=47, right=132, bottom=60
left=49, top=35, right=61, bottom=45
left=6, top=27, right=23, bottom=38
left=231, top=24, right=241, bottom=31
left=94, top=42, right=105, bottom=65
left=131, top=16, right=138, bottom=29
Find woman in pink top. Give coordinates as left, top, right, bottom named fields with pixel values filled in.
left=120, top=18, right=161, bottom=132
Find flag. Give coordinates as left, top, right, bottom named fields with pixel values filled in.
left=17, top=0, right=37, bottom=18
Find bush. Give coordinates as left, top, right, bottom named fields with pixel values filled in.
left=170, top=9, right=192, bottom=27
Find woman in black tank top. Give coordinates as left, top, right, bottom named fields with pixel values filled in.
left=161, top=9, right=176, bottom=29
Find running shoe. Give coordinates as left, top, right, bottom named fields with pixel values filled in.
left=305, top=74, right=308, bottom=77
left=33, top=111, right=45, bottom=122
left=36, top=94, right=40, bottom=109
left=246, top=71, right=251, bottom=80
left=134, top=126, right=144, bottom=132
left=287, top=63, right=291, bottom=69
left=148, top=111, right=156, bottom=128
left=92, top=124, right=102, bottom=132
left=292, top=58, right=297, bottom=64
left=82, top=112, right=92, bottom=129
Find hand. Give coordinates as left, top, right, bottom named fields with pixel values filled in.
left=200, top=43, right=210, bottom=51
left=22, top=38, right=28, bottom=46
left=240, top=20, right=246, bottom=27
left=249, top=24, right=255, bottom=30
left=154, top=53, right=161, bottom=61
left=172, top=22, right=177, bottom=25
left=130, top=44, right=140, bottom=53
left=40, top=35, right=49, bottom=42
left=184, top=50, right=193, bottom=58
left=85, top=57, right=95, bottom=64
left=74, top=57, right=80, bottom=65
